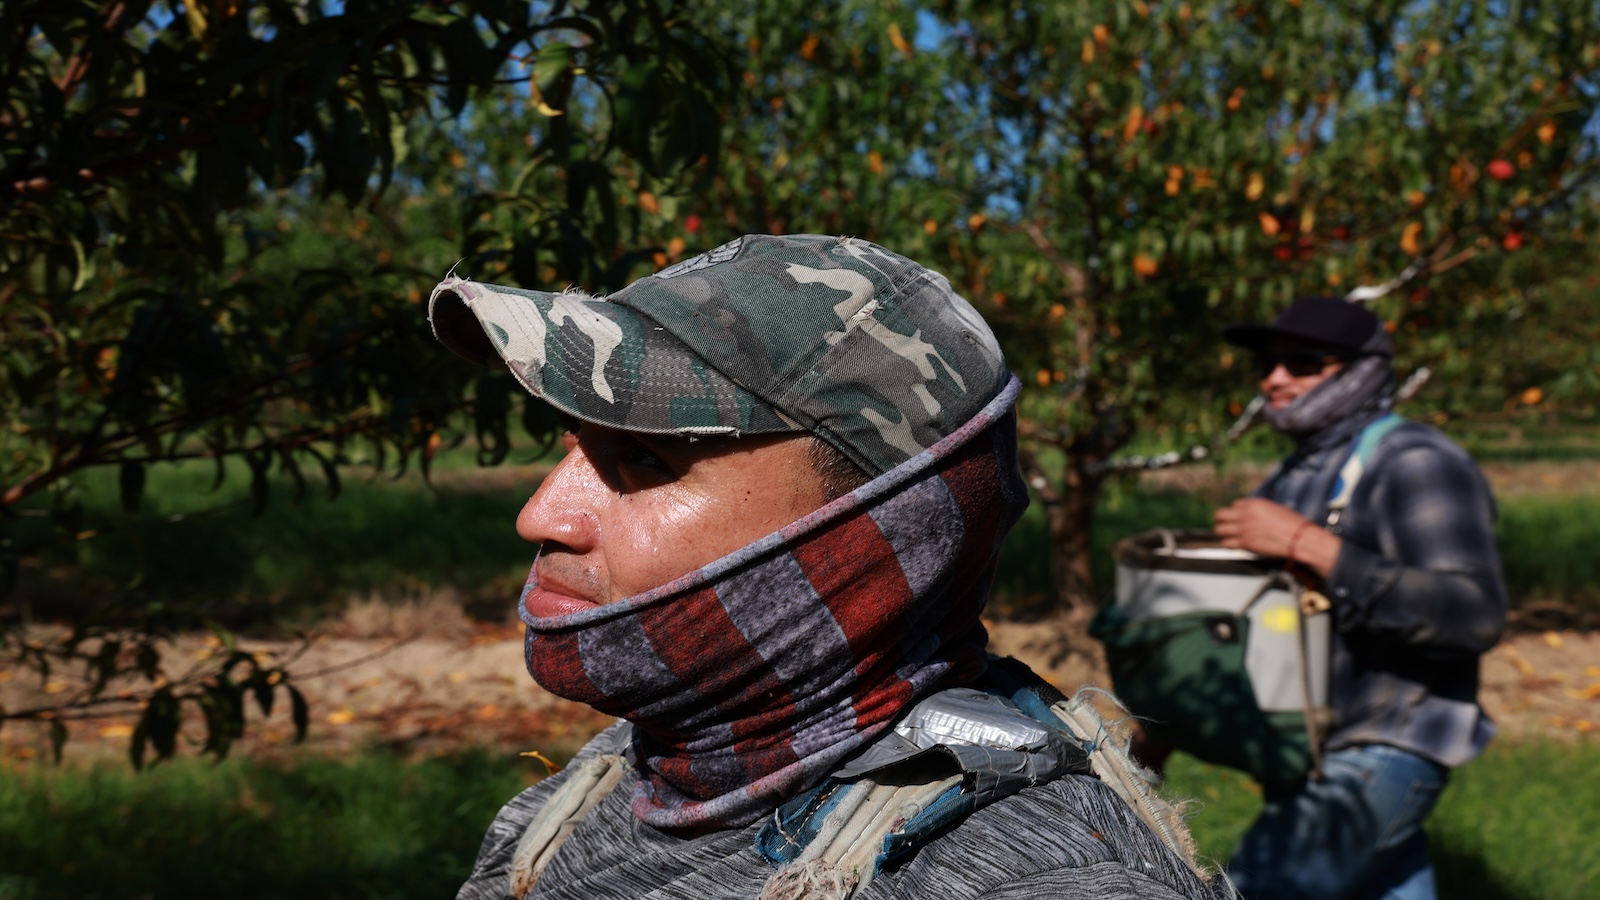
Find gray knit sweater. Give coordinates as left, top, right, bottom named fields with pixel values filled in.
left=457, top=723, right=1213, bottom=900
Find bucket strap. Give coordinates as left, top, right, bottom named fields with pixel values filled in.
left=1289, top=412, right=1403, bottom=779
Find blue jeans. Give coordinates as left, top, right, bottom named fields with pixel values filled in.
left=1225, top=744, right=1450, bottom=900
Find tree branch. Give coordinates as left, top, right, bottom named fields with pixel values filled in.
left=1087, top=395, right=1265, bottom=476
left=52, top=1, right=129, bottom=97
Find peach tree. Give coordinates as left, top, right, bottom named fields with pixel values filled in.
left=923, top=0, right=1600, bottom=623
left=0, top=0, right=727, bottom=762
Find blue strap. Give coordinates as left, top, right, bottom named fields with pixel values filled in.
left=1325, top=413, right=1403, bottom=511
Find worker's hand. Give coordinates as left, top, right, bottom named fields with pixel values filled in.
left=1212, top=498, right=1306, bottom=558
left=1214, top=498, right=1341, bottom=576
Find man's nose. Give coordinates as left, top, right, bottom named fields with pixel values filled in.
left=1259, top=363, right=1292, bottom=387
left=516, top=446, right=606, bottom=550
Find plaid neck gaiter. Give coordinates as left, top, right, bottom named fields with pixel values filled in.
left=517, top=377, right=1028, bottom=831
left=1263, top=327, right=1395, bottom=439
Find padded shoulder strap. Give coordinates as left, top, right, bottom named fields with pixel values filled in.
left=508, top=752, right=630, bottom=898
left=508, top=672, right=1215, bottom=900
left=1326, top=413, right=1404, bottom=512
left=984, top=658, right=1204, bottom=878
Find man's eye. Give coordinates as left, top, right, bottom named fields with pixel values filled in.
left=566, top=423, right=681, bottom=489
left=616, top=439, right=670, bottom=476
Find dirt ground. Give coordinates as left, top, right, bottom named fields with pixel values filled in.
left=3, top=599, right=1595, bottom=767
left=4, top=459, right=1598, bottom=766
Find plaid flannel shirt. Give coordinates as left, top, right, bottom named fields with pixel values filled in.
left=1261, top=412, right=1507, bottom=768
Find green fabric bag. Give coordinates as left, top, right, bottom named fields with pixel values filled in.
left=1090, top=601, right=1317, bottom=790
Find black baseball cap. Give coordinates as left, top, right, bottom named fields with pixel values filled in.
left=1223, top=296, right=1388, bottom=356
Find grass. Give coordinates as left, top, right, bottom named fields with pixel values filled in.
left=0, top=749, right=538, bottom=900
left=1496, top=494, right=1600, bottom=608
left=11, top=451, right=1600, bottom=626
left=0, top=738, right=1593, bottom=899
left=992, top=478, right=1600, bottom=617
left=8, top=453, right=537, bottom=628
left=1163, top=739, right=1600, bottom=900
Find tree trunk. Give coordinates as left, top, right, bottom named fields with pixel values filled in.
left=1049, top=451, right=1100, bottom=627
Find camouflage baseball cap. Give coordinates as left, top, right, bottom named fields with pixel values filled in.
left=427, top=234, right=1007, bottom=475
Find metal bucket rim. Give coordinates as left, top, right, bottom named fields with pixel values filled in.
left=1111, top=528, right=1280, bottom=575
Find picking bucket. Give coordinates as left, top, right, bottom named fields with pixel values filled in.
left=1091, top=528, right=1330, bottom=787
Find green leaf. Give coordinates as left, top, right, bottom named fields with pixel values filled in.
left=435, top=17, right=492, bottom=113
left=90, top=639, right=122, bottom=694
left=200, top=683, right=246, bottom=760
left=252, top=674, right=277, bottom=718
left=532, top=43, right=576, bottom=94
left=538, top=15, right=606, bottom=46
left=136, top=642, right=161, bottom=680
left=49, top=720, right=69, bottom=764
left=118, top=461, right=146, bottom=514
left=147, top=689, right=180, bottom=763
left=279, top=448, right=307, bottom=501
left=305, top=445, right=342, bottom=501
left=288, top=685, right=309, bottom=742
left=246, top=452, right=271, bottom=518
left=129, top=718, right=149, bottom=771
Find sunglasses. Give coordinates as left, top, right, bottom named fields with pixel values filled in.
left=1251, top=349, right=1344, bottom=379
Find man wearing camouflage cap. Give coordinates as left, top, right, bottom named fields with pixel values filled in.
left=430, top=234, right=1212, bottom=900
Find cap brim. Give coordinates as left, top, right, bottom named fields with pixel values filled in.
left=428, top=277, right=802, bottom=438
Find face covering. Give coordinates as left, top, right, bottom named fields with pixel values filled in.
left=516, top=377, right=1028, bottom=831
left=1263, top=328, right=1395, bottom=439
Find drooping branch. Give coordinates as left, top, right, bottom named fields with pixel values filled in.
left=52, top=1, right=129, bottom=96
left=1344, top=255, right=1429, bottom=303
left=1087, top=395, right=1266, bottom=476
